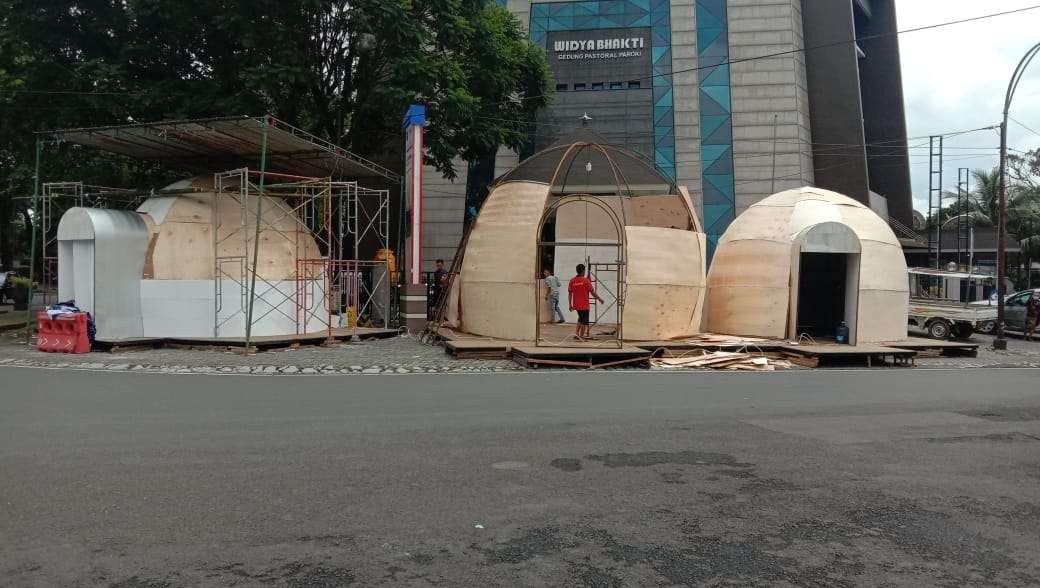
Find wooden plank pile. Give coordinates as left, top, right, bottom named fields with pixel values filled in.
left=652, top=350, right=797, bottom=371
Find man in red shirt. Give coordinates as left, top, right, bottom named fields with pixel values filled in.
left=568, top=263, right=603, bottom=340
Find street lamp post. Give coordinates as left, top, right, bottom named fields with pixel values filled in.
left=994, top=42, right=1040, bottom=351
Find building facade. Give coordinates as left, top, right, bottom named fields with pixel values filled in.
left=420, top=0, right=913, bottom=267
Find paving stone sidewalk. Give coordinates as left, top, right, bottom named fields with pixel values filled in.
left=2, top=330, right=1039, bottom=375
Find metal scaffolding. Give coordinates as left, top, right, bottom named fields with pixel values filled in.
left=212, top=167, right=390, bottom=346
left=24, top=115, right=400, bottom=347
left=35, top=182, right=146, bottom=303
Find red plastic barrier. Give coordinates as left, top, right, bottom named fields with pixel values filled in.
left=36, top=311, right=91, bottom=354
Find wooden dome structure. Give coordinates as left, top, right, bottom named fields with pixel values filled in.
left=442, top=141, right=707, bottom=344
left=137, top=176, right=320, bottom=281
left=704, top=186, right=909, bottom=344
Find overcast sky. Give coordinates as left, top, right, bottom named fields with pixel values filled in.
left=895, top=1, right=1040, bottom=213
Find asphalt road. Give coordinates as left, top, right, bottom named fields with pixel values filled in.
left=2, top=367, right=1040, bottom=587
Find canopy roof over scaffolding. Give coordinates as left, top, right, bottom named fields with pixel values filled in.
left=39, top=115, right=399, bottom=182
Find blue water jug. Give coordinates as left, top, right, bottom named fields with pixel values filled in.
left=836, top=321, right=850, bottom=344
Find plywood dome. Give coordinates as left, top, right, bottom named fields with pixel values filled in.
left=704, top=187, right=908, bottom=343
left=136, top=176, right=320, bottom=280
left=447, top=180, right=706, bottom=342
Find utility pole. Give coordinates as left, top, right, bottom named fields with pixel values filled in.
left=994, top=42, right=1040, bottom=351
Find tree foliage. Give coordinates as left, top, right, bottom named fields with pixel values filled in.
left=929, top=149, right=1040, bottom=269
left=0, top=0, right=553, bottom=266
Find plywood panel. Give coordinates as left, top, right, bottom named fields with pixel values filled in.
left=707, top=239, right=791, bottom=288
left=705, top=285, right=790, bottom=338
left=152, top=223, right=214, bottom=280
left=144, top=192, right=322, bottom=281
left=460, top=280, right=537, bottom=340
left=719, top=204, right=794, bottom=244
left=625, top=227, right=703, bottom=286
left=444, top=274, right=461, bottom=327
left=461, top=222, right=538, bottom=283
left=678, top=186, right=704, bottom=233
left=856, top=289, right=910, bottom=343
left=838, top=204, right=901, bottom=244
left=555, top=196, right=624, bottom=241
left=620, top=227, right=705, bottom=340
left=477, top=181, right=550, bottom=225
left=788, top=199, right=842, bottom=238
left=624, top=195, right=694, bottom=230
left=622, top=284, right=702, bottom=341
left=458, top=181, right=549, bottom=339
left=688, top=232, right=707, bottom=333
left=859, top=241, right=909, bottom=292
left=755, top=187, right=850, bottom=208
left=163, top=194, right=213, bottom=224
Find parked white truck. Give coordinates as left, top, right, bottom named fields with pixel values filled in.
left=907, top=268, right=998, bottom=339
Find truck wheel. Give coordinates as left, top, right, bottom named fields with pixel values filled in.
left=927, top=319, right=952, bottom=340
left=977, top=320, right=995, bottom=334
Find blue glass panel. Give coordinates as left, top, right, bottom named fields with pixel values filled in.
left=529, top=0, right=676, bottom=184
left=696, top=0, right=734, bottom=262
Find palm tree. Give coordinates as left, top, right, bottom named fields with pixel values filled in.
left=946, top=168, right=1040, bottom=230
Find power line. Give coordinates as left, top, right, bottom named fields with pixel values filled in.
left=496, top=5, right=1040, bottom=106
left=1009, top=116, right=1040, bottom=139
left=7, top=6, right=1038, bottom=107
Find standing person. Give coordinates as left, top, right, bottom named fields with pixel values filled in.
left=568, top=263, right=603, bottom=341
left=1026, top=291, right=1040, bottom=342
left=430, top=259, right=448, bottom=314
left=543, top=268, right=566, bottom=324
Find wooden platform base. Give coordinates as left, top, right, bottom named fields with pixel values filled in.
left=776, top=343, right=916, bottom=367
left=436, top=328, right=958, bottom=369
left=512, top=346, right=652, bottom=369
left=883, top=337, right=979, bottom=357
left=95, top=327, right=397, bottom=352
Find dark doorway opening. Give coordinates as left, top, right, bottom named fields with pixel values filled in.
left=797, top=253, right=847, bottom=338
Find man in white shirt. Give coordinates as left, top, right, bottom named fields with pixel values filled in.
left=543, top=268, right=566, bottom=324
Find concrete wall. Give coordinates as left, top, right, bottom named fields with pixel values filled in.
left=801, top=0, right=871, bottom=205
left=856, top=0, right=913, bottom=227
left=672, top=0, right=704, bottom=216
left=422, top=158, right=468, bottom=271
left=728, top=0, right=815, bottom=215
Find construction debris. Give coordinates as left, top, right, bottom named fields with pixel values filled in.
left=651, top=350, right=794, bottom=371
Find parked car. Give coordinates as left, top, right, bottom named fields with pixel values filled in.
left=969, top=288, right=1040, bottom=333
left=1004, top=289, right=1040, bottom=332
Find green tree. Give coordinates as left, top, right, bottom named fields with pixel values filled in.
left=0, top=0, right=552, bottom=266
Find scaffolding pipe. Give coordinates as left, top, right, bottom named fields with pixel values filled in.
left=244, top=118, right=270, bottom=352
left=24, top=138, right=43, bottom=345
